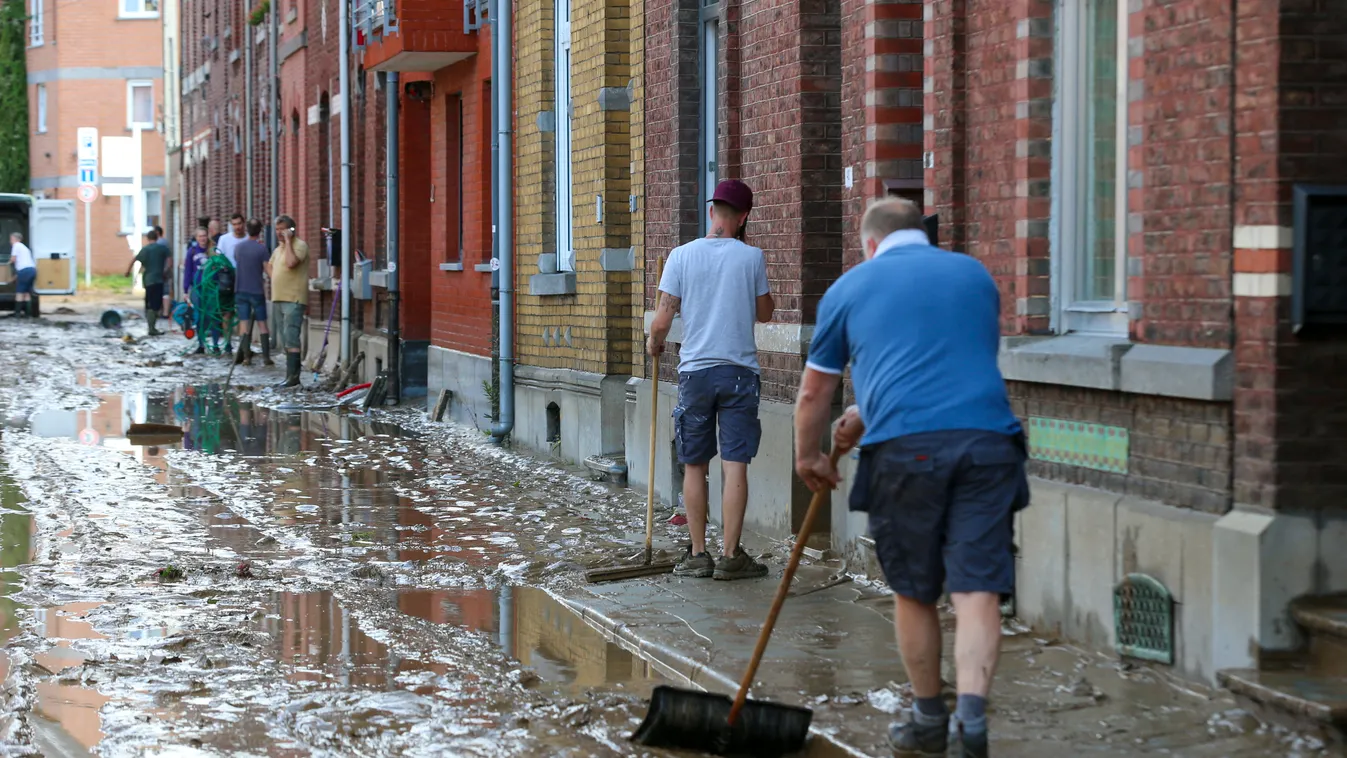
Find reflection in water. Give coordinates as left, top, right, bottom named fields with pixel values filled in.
left=33, top=603, right=111, bottom=752
left=261, top=588, right=665, bottom=701
left=0, top=468, right=33, bottom=647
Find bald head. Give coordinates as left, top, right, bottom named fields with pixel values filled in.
left=860, top=198, right=924, bottom=259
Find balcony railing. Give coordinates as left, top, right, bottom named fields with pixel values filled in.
left=353, top=0, right=398, bottom=43
left=464, top=0, right=487, bottom=33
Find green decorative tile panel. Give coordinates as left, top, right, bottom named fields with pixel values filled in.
left=1027, top=417, right=1129, bottom=473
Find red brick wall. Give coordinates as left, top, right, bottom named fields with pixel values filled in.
left=399, top=94, right=434, bottom=342
left=428, top=47, right=495, bottom=357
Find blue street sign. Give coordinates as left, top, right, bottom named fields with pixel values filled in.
left=79, top=167, right=97, bottom=184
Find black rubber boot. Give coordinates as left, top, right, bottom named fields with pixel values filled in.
left=281, top=353, right=301, bottom=388
left=233, top=335, right=249, bottom=365
left=261, top=335, right=274, bottom=366
left=146, top=310, right=162, bottom=336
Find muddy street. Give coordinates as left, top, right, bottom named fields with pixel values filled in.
left=0, top=307, right=1328, bottom=757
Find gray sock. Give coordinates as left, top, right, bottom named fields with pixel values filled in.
left=956, top=694, right=987, bottom=733
left=915, top=696, right=947, bottom=718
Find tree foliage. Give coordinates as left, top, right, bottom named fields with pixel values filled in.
left=0, top=0, right=28, bottom=194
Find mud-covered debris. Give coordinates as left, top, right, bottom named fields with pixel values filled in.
left=352, top=564, right=384, bottom=581
left=256, top=535, right=278, bottom=546
left=509, top=668, right=541, bottom=688
left=561, top=703, right=593, bottom=728
left=235, top=560, right=253, bottom=578
left=158, top=564, right=185, bottom=581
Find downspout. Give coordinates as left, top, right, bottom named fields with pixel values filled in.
left=268, top=1, right=279, bottom=242
left=244, top=22, right=254, bottom=218
left=386, top=71, right=401, bottom=403
left=338, top=0, right=353, bottom=366
left=490, top=0, right=515, bottom=443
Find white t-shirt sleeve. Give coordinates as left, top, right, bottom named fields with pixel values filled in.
left=658, top=248, right=683, bottom=299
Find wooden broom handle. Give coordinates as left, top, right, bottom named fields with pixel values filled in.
left=728, top=447, right=844, bottom=725
left=644, top=257, right=665, bottom=561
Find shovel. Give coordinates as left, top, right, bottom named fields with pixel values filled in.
left=586, top=257, right=676, bottom=584
left=630, top=448, right=842, bottom=756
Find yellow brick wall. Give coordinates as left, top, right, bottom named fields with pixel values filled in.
left=515, top=0, right=634, bottom=376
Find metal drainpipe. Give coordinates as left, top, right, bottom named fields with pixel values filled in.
left=338, top=0, right=353, bottom=366
left=489, top=0, right=515, bottom=444
left=386, top=71, right=401, bottom=404
left=268, top=2, right=279, bottom=241
left=244, top=24, right=254, bottom=218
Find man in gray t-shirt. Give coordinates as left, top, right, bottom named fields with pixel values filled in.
left=649, top=179, right=774, bottom=581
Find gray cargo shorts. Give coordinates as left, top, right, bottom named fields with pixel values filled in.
left=275, top=301, right=306, bottom=351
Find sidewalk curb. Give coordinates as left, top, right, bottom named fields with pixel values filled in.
left=550, top=588, right=874, bottom=758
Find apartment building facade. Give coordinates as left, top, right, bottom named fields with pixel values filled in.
left=921, top=0, right=1347, bottom=695
left=631, top=0, right=924, bottom=549
left=26, top=0, right=166, bottom=275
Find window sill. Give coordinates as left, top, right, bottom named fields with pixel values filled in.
left=117, top=13, right=160, bottom=20
left=473, top=263, right=494, bottom=273
left=369, top=270, right=390, bottom=288
left=529, top=272, right=576, bottom=296
left=439, top=262, right=463, bottom=272
left=308, top=277, right=334, bottom=292
left=999, top=335, right=1233, bottom=401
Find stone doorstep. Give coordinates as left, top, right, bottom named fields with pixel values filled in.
left=1291, top=593, right=1347, bottom=640
left=1218, top=668, right=1347, bottom=729
left=1218, top=592, right=1347, bottom=740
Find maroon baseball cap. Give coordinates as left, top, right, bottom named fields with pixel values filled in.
left=711, top=179, right=753, bottom=213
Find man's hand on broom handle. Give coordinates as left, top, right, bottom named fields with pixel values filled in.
left=833, top=404, right=864, bottom=455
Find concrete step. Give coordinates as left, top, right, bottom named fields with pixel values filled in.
left=1292, top=593, right=1347, bottom=676
left=1218, top=666, right=1347, bottom=742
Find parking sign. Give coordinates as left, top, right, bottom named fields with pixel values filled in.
left=77, top=127, right=98, bottom=161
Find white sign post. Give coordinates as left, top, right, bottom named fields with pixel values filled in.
left=77, top=127, right=98, bottom=287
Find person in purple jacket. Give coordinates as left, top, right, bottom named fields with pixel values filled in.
left=183, top=227, right=212, bottom=354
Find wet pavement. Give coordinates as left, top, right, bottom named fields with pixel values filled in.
left=0, top=307, right=1331, bottom=756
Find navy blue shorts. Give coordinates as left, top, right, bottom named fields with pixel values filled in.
left=853, top=429, right=1029, bottom=604
left=15, top=267, right=36, bottom=294
left=674, top=365, right=762, bottom=465
left=235, top=292, right=267, bottom=322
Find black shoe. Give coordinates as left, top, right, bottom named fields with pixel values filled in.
left=673, top=547, right=715, bottom=578
left=889, top=709, right=949, bottom=756
left=194, top=345, right=206, bottom=355
left=712, top=546, right=769, bottom=580
left=953, top=720, right=988, bottom=758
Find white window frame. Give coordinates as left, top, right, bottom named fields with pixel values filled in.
left=127, top=80, right=155, bottom=130
left=35, top=84, right=46, bottom=133
left=119, top=0, right=159, bottom=19
left=1052, top=0, right=1128, bottom=336
left=29, top=0, right=43, bottom=46
left=554, top=0, right=574, bottom=272
left=698, top=1, right=719, bottom=234
left=120, top=189, right=162, bottom=234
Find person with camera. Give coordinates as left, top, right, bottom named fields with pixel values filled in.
left=268, top=215, right=309, bottom=388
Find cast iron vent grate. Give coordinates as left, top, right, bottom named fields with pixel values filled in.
left=1114, top=573, right=1174, bottom=665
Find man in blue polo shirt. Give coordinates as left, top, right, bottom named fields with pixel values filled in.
left=793, top=198, right=1027, bottom=758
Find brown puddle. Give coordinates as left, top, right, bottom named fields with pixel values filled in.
left=260, top=586, right=667, bottom=699
left=31, top=603, right=112, bottom=752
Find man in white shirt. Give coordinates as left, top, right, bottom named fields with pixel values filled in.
left=10, top=232, right=36, bottom=318
left=216, top=213, right=246, bottom=268
left=648, top=179, right=775, bottom=580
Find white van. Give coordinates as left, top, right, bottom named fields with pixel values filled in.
left=0, top=194, right=77, bottom=315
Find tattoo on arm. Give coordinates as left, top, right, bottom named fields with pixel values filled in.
left=660, top=295, right=681, bottom=315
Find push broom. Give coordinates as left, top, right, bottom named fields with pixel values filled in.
left=586, top=257, right=676, bottom=583
left=628, top=448, right=843, bottom=756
